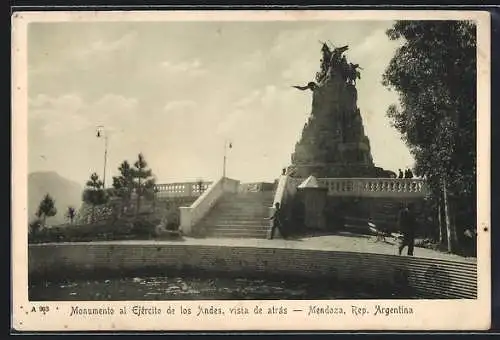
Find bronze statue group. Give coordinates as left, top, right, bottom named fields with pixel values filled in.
left=316, top=43, right=362, bottom=86
left=292, top=42, right=362, bottom=92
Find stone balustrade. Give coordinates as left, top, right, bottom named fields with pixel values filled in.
left=154, top=181, right=212, bottom=199
left=154, top=178, right=426, bottom=199
left=314, top=178, right=428, bottom=198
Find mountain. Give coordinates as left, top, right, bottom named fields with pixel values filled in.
left=28, top=171, right=83, bottom=225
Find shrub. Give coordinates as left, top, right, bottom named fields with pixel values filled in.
left=29, top=219, right=43, bottom=235
left=28, top=219, right=137, bottom=243
left=28, top=197, right=192, bottom=243
left=130, top=213, right=160, bottom=238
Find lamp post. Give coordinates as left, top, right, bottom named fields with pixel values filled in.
left=96, top=125, right=109, bottom=188
left=223, top=139, right=232, bottom=178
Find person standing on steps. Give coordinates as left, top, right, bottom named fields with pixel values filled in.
left=267, top=202, right=283, bottom=240
left=397, top=202, right=417, bottom=256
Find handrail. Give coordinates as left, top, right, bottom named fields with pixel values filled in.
left=179, top=177, right=240, bottom=235
left=268, top=175, right=298, bottom=239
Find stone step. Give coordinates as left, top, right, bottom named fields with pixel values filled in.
left=205, top=228, right=270, bottom=236
left=227, top=191, right=275, bottom=196
left=213, top=210, right=271, bottom=216
left=214, top=204, right=272, bottom=211
left=221, top=193, right=274, bottom=198
left=206, top=210, right=268, bottom=216
left=215, top=206, right=273, bottom=212
left=201, top=219, right=269, bottom=226
left=194, top=191, right=275, bottom=238
left=204, top=222, right=270, bottom=229
left=202, top=223, right=269, bottom=230
left=201, top=227, right=268, bottom=233
left=220, top=194, right=274, bottom=201
left=205, top=229, right=268, bottom=238
left=206, top=234, right=267, bottom=239
left=211, top=211, right=270, bottom=217
left=221, top=197, right=270, bottom=203
left=207, top=223, right=269, bottom=229
left=225, top=191, right=274, bottom=196
left=203, top=215, right=270, bottom=223
left=203, top=221, right=268, bottom=228
left=217, top=199, right=274, bottom=205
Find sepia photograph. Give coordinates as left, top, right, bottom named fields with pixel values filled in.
left=12, top=10, right=490, bottom=331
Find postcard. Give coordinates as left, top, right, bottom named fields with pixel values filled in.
left=12, top=9, right=491, bottom=331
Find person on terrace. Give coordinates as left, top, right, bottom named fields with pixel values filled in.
left=267, top=202, right=283, bottom=240
left=397, top=202, right=417, bottom=256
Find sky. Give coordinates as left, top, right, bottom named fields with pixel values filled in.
left=27, top=19, right=414, bottom=186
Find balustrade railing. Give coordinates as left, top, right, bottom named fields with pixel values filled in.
left=154, top=178, right=426, bottom=199
left=154, top=181, right=212, bottom=199
left=294, top=178, right=429, bottom=197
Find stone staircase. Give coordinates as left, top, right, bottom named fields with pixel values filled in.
left=197, top=191, right=275, bottom=238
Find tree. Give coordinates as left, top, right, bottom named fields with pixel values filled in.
left=131, top=153, right=156, bottom=215
left=382, top=20, right=476, bottom=254
left=36, top=194, right=57, bottom=227
left=82, top=172, right=108, bottom=223
left=66, top=206, right=76, bottom=224
left=111, top=160, right=135, bottom=214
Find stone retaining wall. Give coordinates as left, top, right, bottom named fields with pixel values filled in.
left=28, top=243, right=476, bottom=299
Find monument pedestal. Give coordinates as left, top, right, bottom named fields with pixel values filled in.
left=297, top=176, right=328, bottom=231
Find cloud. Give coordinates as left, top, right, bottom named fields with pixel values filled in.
left=215, top=89, right=265, bottom=135
left=270, top=26, right=328, bottom=57
left=152, top=100, right=203, bottom=145
left=92, top=94, right=138, bottom=122
left=239, top=50, right=266, bottom=72
left=215, top=84, right=305, bottom=138
left=215, top=109, right=244, bottom=136
left=233, top=89, right=261, bottom=108
left=160, top=59, right=207, bottom=77
left=28, top=64, right=62, bottom=77
left=29, top=94, right=87, bottom=136
left=74, top=31, right=138, bottom=61
left=29, top=93, right=139, bottom=137
left=163, top=100, right=198, bottom=113
left=281, top=58, right=317, bottom=82
left=29, top=29, right=142, bottom=87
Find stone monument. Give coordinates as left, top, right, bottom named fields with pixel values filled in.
left=288, top=43, right=392, bottom=178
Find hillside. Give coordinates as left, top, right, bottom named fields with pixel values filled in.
left=28, top=171, right=83, bottom=225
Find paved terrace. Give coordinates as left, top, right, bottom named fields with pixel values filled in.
left=38, top=233, right=476, bottom=264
